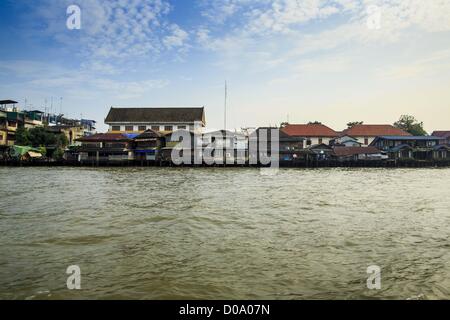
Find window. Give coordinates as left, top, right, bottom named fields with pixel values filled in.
left=125, top=126, right=134, bottom=132
left=318, top=138, right=323, bottom=144
left=306, top=139, right=312, bottom=146
left=151, top=126, right=160, bottom=131
left=164, top=126, right=173, bottom=132
left=178, top=125, right=187, bottom=130
left=364, top=137, right=369, bottom=145
left=138, top=126, right=147, bottom=131
left=111, top=126, right=121, bottom=131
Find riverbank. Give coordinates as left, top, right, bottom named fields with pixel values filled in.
left=1, top=159, right=450, bottom=168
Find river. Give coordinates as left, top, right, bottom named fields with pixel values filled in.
left=1, top=167, right=450, bottom=300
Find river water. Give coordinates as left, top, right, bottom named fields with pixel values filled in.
left=1, top=167, right=450, bottom=300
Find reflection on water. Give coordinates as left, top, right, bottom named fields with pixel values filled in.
left=1, top=167, right=450, bottom=300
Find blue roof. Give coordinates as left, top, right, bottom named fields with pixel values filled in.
left=377, top=136, right=441, bottom=140
left=125, top=133, right=139, bottom=139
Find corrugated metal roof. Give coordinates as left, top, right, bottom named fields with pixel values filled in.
left=105, top=107, right=205, bottom=124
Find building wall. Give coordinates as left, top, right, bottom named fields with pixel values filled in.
left=302, top=137, right=333, bottom=148
left=352, top=136, right=376, bottom=146
left=109, top=122, right=203, bottom=134
left=0, top=129, right=6, bottom=146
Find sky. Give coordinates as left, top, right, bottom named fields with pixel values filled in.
left=1, top=0, right=450, bottom=133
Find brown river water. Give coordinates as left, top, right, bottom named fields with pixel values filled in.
left=1, top=167, right=450, bottom=300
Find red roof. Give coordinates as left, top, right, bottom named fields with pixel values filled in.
left=432, top=131, right=450, bottom=139
left=333, top=146, right=382, bottom=157
left=342, top=124, right=411, bottom=137
left=76, top=133, right=130, bottom=142
left=281, top=124, right=338, bottom=137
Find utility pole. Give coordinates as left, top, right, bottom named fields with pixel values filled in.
left=224, top=80, right=227, bottom=130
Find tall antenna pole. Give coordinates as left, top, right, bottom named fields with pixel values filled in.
left=224, top=80, right=227, bottom=130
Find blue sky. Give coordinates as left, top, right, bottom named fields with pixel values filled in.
left=1, top=0, right=450, bottom=132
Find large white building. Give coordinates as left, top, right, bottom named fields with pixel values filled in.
left=105, top=106, right=206, bottom=134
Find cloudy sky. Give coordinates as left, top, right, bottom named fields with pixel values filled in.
left=1, top=0, right=450, bottom=132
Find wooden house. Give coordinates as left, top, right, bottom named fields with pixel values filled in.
left=370, top=136, right=443, bottom=160
left=332, top=146, right=387, bottom=161
left=432, top=131, right=450, bottom=146
left=76, top=133, right=132, bottom=163
left=132, top=129, right=163, bottom=162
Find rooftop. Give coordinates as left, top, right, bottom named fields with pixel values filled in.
left=0, top=100, right=18, bottom=105
left=76, top=133, right=131, bottom=143
left=432, top=131, right=450, bottom=139
left=281, top=123, right=338, bottom=137
left=333, top=146, right=382, bottom=157
left=342, top=124, right=411, bottom=137
left=375, top=135, right=441, bottom=140
left=105, top=107, right=205, bottom=124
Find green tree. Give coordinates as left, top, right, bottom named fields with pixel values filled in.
left=394, top=115, right=427, bottom=136
left=347, top=121, right=364, bottom=128
left=15, top=127, right=31, bottom=146
left=14, top=127, right=69, bottom=149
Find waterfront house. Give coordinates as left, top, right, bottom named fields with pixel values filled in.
left=432, top=131, right=450, bottom=146
left=105, top=107, right=206, bottom=134
left=0, top=109, right=8, bottom=148
left=432, top=145, right=450, bottom=160
left=341, top=124, right=411, bottom=146
left=132, top=129, right=163, bottom=162
left=370, top=136, right=443, bottom=160
left=330, top=135, right=362, bottom=147
left=0, top=100, right=25, bottom=147
left=279, top=131, right=304, bottom=163
left=76, top=133, right=133, bottom=163
left=332, top=146, right=387, bottom=161
left=281, top=123, right=338, bottom=148
left=202, top=130, right=249, bottom=165
left=248, top=127, right=305, bottom=165
left=302, top=143, right=334, bottom=161
left=24, top=110, right=44, bottom=129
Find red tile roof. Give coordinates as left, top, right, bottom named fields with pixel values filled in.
left=76, top=133, right=130, bottom=142
left=333, top=146, right=382, bottom=157
left=432, top=131, right=450, bottom=139
left=342, top=125, right=411, bottom=137
left=281, top=124, right=338, bottom=137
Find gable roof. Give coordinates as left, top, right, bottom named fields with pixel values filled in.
left=333, top=146, right=382, bottom=157
left=105, top=107, right=205, bottom=124
left=0, top=100, right=18, bottom=105
left=281, top=124, right=338, bottom=137
left=134, top=129, right=162, bottom=141
left=342, top=124, right=411, bottom=137
left=374, top=135, right=441, bottom=141
left=432, top=131, right=450, bottom=139
left=76, top=133, right=131, bottom=142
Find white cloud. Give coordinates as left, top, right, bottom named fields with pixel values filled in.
left=163, top=24, right=189, bottom=49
